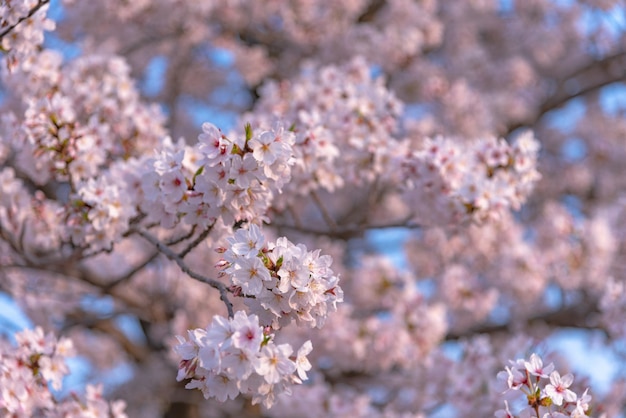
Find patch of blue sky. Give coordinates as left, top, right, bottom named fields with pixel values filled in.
left=211, top=78, right=252, bottom=109
left=80, top=294, right=115, bottom=316
left=181, top=96, right=239, bottom=132
left=48, top=0, right=65, bottom=21
left=562, top=194, right=585, bottom=220
left=600, top=82, right=626, bottom=115
left=141, top=56, right=168, bottom=97
left=369, top=64, right=382, bottom=79
left=44, top=0, right=81, bottom=60
left=561, top=137, right=587, bottom=162
left=404, top=103, right=431, bottom=120
left=365, top=227, right=411, bottom=271
left=211, top=47, right=235, bottom=68
left=0, top=292, right=33, bottom=339
left=498, top=0, right=514, bottom=14
left=114, top=314, right=147, bottom=345
left=56, top=357, right=134, bottom=397
left=543, top=283, right=564, bottom=310
left=579, top=3, right=626, bottom=39
left=548, top=329, right=623, bottom=397
left=546, top=98, right=586, bottom=133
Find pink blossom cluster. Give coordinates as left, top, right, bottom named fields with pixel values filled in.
left=67, top=164, right=138, bottom=251
left=0, top=327, right=127, bottom=417
left=496, top=353, right=596, bottom=418
left=0, top=0, right=54, bottom=72
left=6, top=52, right=164, bottom=186
left=2, top=0, right=626, bottom=416
left=399, top=130, right=541, bottom=225
left=311, top=255, right=447, bottom=373
left=220, top=224, right=343, bottom=329
left=174, top=311, right=313, bottom=408
left=0, top=166, right=65, bottom=253
left=141, top=123, right=295, bottom=229
left=0, top=50, right=165, bottom=253
left=247, top=56, right=404, bottom=195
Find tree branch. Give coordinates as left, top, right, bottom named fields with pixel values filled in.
left=64, top=311, right=149, bottom=362
left=446, top=299, right=604, bottom=341
left=505, top=50, right=626, bottom=134
left=130, top=227, right=234, bottom=318
left=102, top=251, right=160, bottom=292
left=178, top=226, right=212, bottom=259
left=271, top=216, right=419, bottom=239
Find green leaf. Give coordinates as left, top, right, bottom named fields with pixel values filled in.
left=244, top=123, right=253, bottom=142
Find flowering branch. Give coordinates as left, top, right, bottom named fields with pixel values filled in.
left=130, top=227, right=234, bottom=318
left=0, top=0, right=50, bottom=41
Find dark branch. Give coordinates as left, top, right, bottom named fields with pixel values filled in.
left=131, top=227, right=234, bottom=318
left=505, top=50, right=626, bottom=134
left=178, top=226, right=212, bottom=259
left=446, top=299, right=603, bottom=340
left=271, top=216, right=419, bottom=239
left=358, top=0, right=386, bottom=23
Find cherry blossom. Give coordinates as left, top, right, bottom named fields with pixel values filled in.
left=1, top=0, right=626, bottom=417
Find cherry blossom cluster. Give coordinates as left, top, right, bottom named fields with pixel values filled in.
left=247, top=56, right=404, bottom=195
left=0, top=166, right=65, bottom=253
left=6, top=52, right=164, bottom=186
left=220, top=224, right=343, bottom=329
left=65, top=163, right=138, bottom=251
left=174, top=311, right=313, bottom=408
left=398, top=130, right=541, bottom=225
left=0, top=49, right=165, bottom=253
left=496, top=353, right=595, bottom=418
left=141, top=123, right=295, bottom=229
left=0, top=0, right=55, bottom=72
left=0, top=326, right=127, bottom=417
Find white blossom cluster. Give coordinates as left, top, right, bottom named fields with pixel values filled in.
left=9, top=52, right=165, bottom=186
left=247, top=56, right=404, bottom=196
left=220, top=224, right=344, bottom=329
left=141, top=123, right=295, bottom=229
left=66, top=163, right=138, bottom=251
left=0, top=0, right=55, bottom=72
left=0, top=50, right=165, bottom=253
left=496, top=353, right=596, bottom=418
left=0, top=327, right=127, bottom=417
left=0, top=166, right=65, bottom=252
left=174, top=311, right=313, bottom=408
left=399, top=130, right=541, bottom=225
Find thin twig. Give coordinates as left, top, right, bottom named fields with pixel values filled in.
left=445, top=299, right=604, bottom=341
left=165, top=225, right=197, bottom=246
left=310, top=190, right=337, bottom=230
left=271, top=216, right=420, bottom=238
left=131, top=227, right=234, bottom=318
left=102, top=251, right=160, bottom=291
left=64, top=312, right=148, bottom=362
left=504, top=50, right=626, bottom=135
left=178, top=226, right=212, bottom=259
left=287, top=205, right=302, bottom=229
